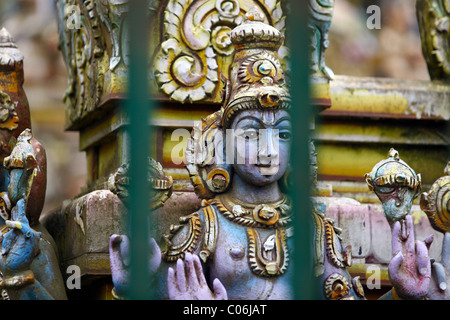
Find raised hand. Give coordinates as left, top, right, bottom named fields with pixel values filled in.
left=168, top=252, right=227, bottom=300
left=109, top=234, right=161, bottom=298
left=389, top=215, right=431, bottom=299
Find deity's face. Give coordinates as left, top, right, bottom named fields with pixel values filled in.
left=229, top=109, right=291, bottom=187
left=374, top=186, right=417, bottom=226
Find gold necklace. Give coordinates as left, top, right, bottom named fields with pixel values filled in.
left=210, top=194, right=292, bottom=228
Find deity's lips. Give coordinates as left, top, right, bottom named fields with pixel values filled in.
left=257, top=164, right=279, bottom=176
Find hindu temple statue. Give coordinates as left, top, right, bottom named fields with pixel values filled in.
left=366, top=149, right=449, bottom=300
left=0, top=28, right=66, bottom=300
left=109, top=9, right=368, bottom=300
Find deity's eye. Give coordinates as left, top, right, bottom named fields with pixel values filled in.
left=377, top=186, right=395, bottom=194
left=239, top=128, right=259, bottom=140
left=255, top=60, right=274, bottom=76
left=277, top=131, right=291, bottom=141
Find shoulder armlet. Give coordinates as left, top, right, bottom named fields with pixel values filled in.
left=161, top=212, right=202, bottom=263
left=313, top=210, right=352, bottom=275
left=161, top=202, right=218, bottom=263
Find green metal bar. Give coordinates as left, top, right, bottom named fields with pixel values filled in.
left=125, top=0, right=154, bottom=300
left=287, top=1, right=319, bottom=299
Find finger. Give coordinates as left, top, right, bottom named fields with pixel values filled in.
left=176, top=258, right=187, bottom=292
left=404, top=215, right=415, bottom=254
left=431, top=262, right=447, bottom=291
left=119, top=235, right=130, bottom=267
left=415, top=240, right=430, bottom=277
left=184, top=252, right=198, bottom=288
left=213, top=278, right=228, bottom=300
left=442, top=232, right=450, bottom=271
left=109, top=235, right=126, bottom=274
left=388, top=251, right=404, bottom=282
left=109, top=234, right=122, bottom=251
left=193, top=254, right=207, bottom=288
left=424, top=235, right=434, bottom=252
left=391, top=220, right=402, bottom=256
left=167, top=267, right=177, bottom=298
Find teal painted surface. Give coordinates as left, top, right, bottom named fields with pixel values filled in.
left=125, top=0, right=154, bottom=300
left=288, top=2, right=320, bottom=299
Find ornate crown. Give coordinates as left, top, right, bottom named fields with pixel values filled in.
left=220, top=6, right=290, bottom=128
left=365, top=148, right=421, bottom=194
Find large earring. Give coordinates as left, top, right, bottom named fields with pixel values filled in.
left=206, top=165, right=232, bottom=194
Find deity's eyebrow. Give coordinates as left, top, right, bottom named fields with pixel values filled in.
left=274, top=117, right=291, bottom=127
left=234, top=116, right=264, bottom=127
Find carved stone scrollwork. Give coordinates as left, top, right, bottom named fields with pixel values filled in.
left=56, top=0, right=108, bottom=128
left=416, top=0, right=450, bottom=81
left=154, top=0, right=287, bottom=103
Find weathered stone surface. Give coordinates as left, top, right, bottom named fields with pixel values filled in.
left=369, top=204, right=392, bottom=264
left=42, top=189, right=202, bottom=276
left=322, top=198, right=444, bottom=265
left=43, top=190, right=126, bottom=276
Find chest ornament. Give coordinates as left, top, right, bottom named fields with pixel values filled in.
left=211, top=195, right=291, bottom=228
left=247, top=228, right=289, bottom=277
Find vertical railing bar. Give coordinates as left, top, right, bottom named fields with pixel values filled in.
left=287, top=1, right=319, bottom=299
left=126, top=0, right=153, bottom=300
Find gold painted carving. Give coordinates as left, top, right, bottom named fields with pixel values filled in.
left=365, top=148, right=422, bottom=192
left=212, top=194, right=291, bottom=228
left=323, top=273, right=352, bottom=300
left=352, top=276, right=365, bottom=299
left=0, top=91, right=19, bottom=131
left=162, top=212, right=202, bottom=262
left=313, top=209, right=325, bottom=276
left=199, top=203, right=218, bottom=263
left=324, top=217, right=351, bottom=269
left=108, top=157, right=173, bottom=209
left=421, top=162, right=450, bottom=233
left=154, top=0, right=287, bottom=103
left=314, top=209, right=351, bottom=272
left=416, top=0, right=450, bottom=81
left=247, top=228, right=289, bottom=277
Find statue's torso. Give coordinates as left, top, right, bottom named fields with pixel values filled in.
left=160, top=198, right=365, bottom=300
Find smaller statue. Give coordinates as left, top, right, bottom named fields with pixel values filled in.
left=0, top=129, right=66, bottom=299
left=365, top=148, right=422, bottom=227
left=308, top=0, right=335, bottom=79
left=365, top=148, right=449, bottom=300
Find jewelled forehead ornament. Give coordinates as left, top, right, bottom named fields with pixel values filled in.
left=365, top=148, right=421, bottom=194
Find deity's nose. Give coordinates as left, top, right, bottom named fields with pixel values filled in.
left=258, top=91, right=280, bottom=107
left=258, top=129, right=279, bottom=164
